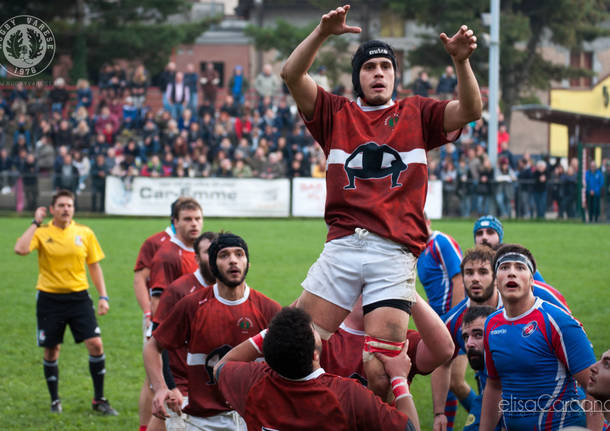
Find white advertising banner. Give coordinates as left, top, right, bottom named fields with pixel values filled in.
left=105, top=176, right=290, bottom=217
left=291, top=178, right=443, bottom=219
left=291, top=178, right=326, bottom=217
left=424, top=179, right=443, bottom=219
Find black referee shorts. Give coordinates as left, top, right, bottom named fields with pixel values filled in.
left=36, top=290, right=100, bottom=347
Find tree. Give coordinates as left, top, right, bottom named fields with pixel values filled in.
left=390, top=0, right=609, bottom=128
left=5, top=0, right=219, bottom=83
left=245, top=19, right=353, bottom=90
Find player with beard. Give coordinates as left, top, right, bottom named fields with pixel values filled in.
left=461, top=306, right=500, bottom=431
left=473, top=215, right=545, bottom=282
left=144, top=233, right=281, bottom=430
left=480, top=244, right=600, bottom=431
left=151, top=231, right=218, bottom=421
left=216, top=307, right=420, bottom=430
left=587, top=349, right=610, bottom=430
left=282, top=4, right=482, bottom=400
left=431, top=246, right=571, bottom=431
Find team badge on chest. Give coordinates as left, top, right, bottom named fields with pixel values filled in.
left=238, top=316, right=253, bottom=331
left=344, top=142, right=407, bottom=190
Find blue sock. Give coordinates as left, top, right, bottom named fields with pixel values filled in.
left=460, top=388, right=477, bottom=412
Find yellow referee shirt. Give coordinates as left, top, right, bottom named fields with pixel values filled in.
left=29, top=220, right=105, bottom=294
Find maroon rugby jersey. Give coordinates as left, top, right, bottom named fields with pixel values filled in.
left=153, top=284, right=281, bottom=418
left=321, top=325, right=424, bottom=384
left=303, top=87, right=457, bottom=256
left=149, top=237, right=197, bottom=300
left=218, top=361, right=411, bottom=430
left=154, top=269, right=209, bottom=394
left=133, top=227, right=173, bottom=273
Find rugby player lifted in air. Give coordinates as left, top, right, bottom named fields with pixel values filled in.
left=281, top=4, right=482, bottom=396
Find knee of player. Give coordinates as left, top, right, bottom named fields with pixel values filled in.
left=85, top=337, right=104, bottom=355
left=44, top=345, right=61, bottom=361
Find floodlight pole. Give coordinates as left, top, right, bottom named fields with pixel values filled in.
left=488, top=0, right=500, bottom=166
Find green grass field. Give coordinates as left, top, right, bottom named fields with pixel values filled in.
left=1, top=216, right=609, bottom=430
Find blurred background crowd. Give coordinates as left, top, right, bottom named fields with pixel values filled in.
left=1, top=61, right=608, bottom=221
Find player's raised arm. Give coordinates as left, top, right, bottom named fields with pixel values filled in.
left=440, top=25, right=482, bottom=132
left=281, top=4, right=361, bottom=119
left=410, top=293, right=454, bottom=372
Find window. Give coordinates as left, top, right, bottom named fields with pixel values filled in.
left=569, top=50, right=593, bottom=88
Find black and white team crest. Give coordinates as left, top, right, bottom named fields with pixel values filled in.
left=0, top=15, right=56, bottom=77
left=344, top=142, right=407, bottom=190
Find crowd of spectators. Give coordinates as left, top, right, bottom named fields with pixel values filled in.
left=0, top=61, right=608, bottom=221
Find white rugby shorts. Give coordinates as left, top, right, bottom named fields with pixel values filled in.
left=185, top=411, right=246, bottom=431
left=302, top=228, right=417, bottom=310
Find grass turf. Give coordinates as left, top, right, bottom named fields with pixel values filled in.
left=1, top=216, right=608, bottom=430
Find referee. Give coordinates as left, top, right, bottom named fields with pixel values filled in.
left=14, top=189, right=118, bottom=415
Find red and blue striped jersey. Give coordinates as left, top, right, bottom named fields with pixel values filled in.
left=417, top=231, right=463, bottom=315
left=484, top=298, right=595, bottom=430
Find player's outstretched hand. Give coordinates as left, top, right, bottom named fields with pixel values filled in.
left=319, top=5, right=362, bottom=38
left=440, top=25, right=477, bottom=62
left=34, top=206, right=46, bottom=224
left=374, top=340, right=411, bottom=379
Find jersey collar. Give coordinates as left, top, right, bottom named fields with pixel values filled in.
left=356, top=97, right=395, bottom=111
left=280, top=367, right=326, bottom=382
left=170, top=236, right=194, bottom=252
left=164, top=226, right=175, bottom=238
left=502, top=297, right=542, bottom=321
left=193, top=268, right=207, bottom=287
left=50, top=219, right=74, bottom=231
left=213, top=283, right=250, bottom=306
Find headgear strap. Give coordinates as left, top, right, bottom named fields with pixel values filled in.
left=495, top=253, right=534, bottom=274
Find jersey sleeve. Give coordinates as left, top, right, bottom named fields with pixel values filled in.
left=533, top=284, right=570, bottom=314
left=545, top=304, right=596, bottom=375
left=149, top=248, right=178, bottom=296
left=217, top=361, right=266, bottom=416
left=435, top=235, right=462, bottom=279
left=154, top=282, right=182, bottom=324
left=257, top=292, right=282, bottom=324
left=418, top=97, right=457, bottom=150
left=301, top=86, right=349, bottom=156
left=85, top=228, right=105, bottom=264
left=29, top=228, right=41, bottom=251
left=152, top=295, right=192, bottom=351
left=134, top=237, right=156, bottom=272
left=332, top=377, right=411, bottom=430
